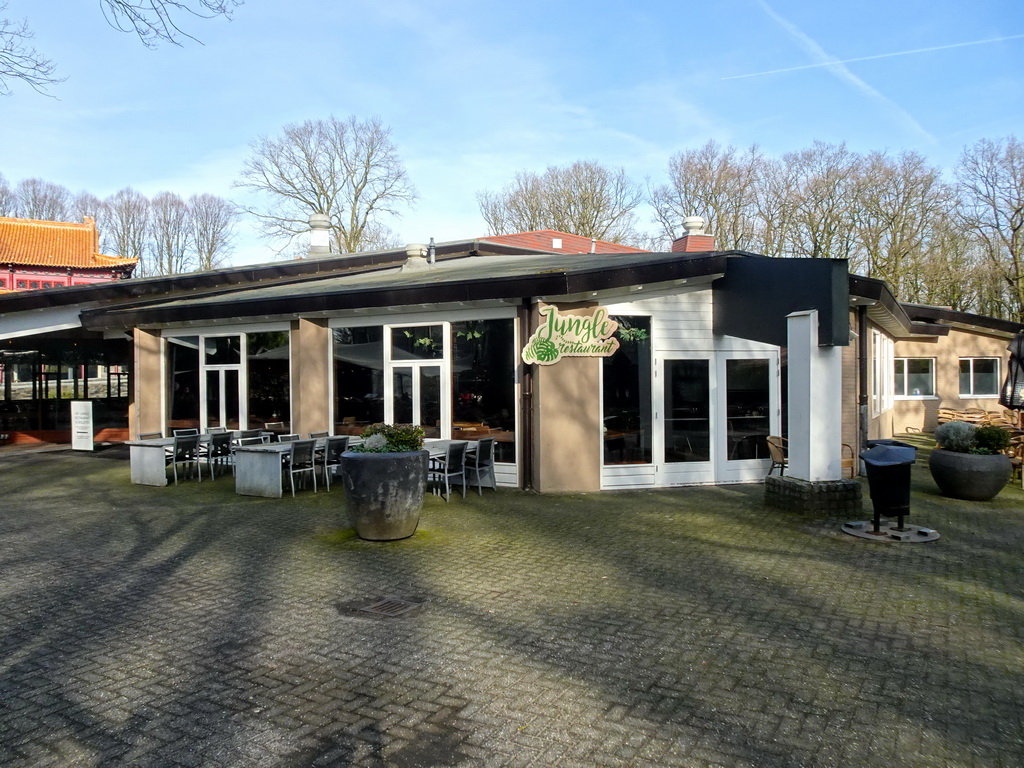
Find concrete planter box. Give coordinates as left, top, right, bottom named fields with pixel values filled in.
left=928, top=449, right=1011, bottom=502
left=342, top=450, right=429, bottom=541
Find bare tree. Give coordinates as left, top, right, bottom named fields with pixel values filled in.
left=478, top=160, right=643, bottom=244
left=650, top=141, right=762, bottom=251
left=236, top=115, right=417, bottom=255
left=149, top=191, right=193, bottom=275
left=851, top=151, right=950, bottom=293
left=71, top=191, right=105, bottom=223
left=15, top=178, right=71, bottom=220
left=0, top=5, right=59, bottom=95
left=103, top=187, right=150, bottom=271
left=0, top=0, right=238, bottom=95
left=189, top=193, right=237, bottom=270
left=782, top=142, right=860, bottom=260
left=956, top=136, right=1024, bottom=322
left=0, top=172, right=15, bottom=215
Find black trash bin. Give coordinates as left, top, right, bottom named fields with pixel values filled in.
left=860, top=439, right=917, bottom=533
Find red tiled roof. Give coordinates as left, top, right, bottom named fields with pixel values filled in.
left=479, top=230, right=649, bottom=254
left=0, top=216, right=137, bottom=271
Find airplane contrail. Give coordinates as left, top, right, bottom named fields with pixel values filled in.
left=723, top=33, right=1024, bottom=80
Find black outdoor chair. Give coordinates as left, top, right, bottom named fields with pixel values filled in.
left=321, top=436, right=349, bottom=491
left=428, top=441, right=468, bottom=502
left=204, top=431, right=234, bottom=479
left=286, top=439, right=318, bottom=497
left=166, top=434, right=202, bottom=484
left=466, top=437, right=497, bottom=495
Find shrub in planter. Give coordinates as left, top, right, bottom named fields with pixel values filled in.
left=343, top=424, right=428, bottom=541
left=929, top=421, right=1011, bottom=501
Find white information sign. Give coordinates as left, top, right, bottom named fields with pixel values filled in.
left=71, top=400, right=94, bottom=451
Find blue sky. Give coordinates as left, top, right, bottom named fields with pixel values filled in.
left=2, top=0, right=1022, bottom=265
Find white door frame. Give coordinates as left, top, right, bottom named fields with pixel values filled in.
left=654, top=352, right=716, bottom=485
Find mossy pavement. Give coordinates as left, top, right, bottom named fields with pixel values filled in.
left=0, top=436, right=1021, bottom=767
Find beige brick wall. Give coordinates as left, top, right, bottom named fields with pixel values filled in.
left=892, top=329, right=1010, bottom=433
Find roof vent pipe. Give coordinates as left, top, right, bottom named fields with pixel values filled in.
left=401, top=243, right=433, bottom=272
left=590, top=237, right=597, bottom=254
left=308, top=214, right=332, bottom=258
left=428, top=237, right=436, bottom=264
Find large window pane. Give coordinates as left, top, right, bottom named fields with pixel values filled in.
left=392, top=367, right=413, bottom=423
left=168, top=336, right=200, bottom=431
left=392, top=325, right=443, bottom=360
left=247, top=332, right=290, bottom=429
left=961, top=357, right=1000, bottom=396
left=974, top=358, right=999, bottom=395
left=420, top=366, right=441, bottom=437
left=602, top=317, right=651, bottom=464
left=452, top=319, right=516, bottom=463
left=334, top=327, right=384, bottom=434
left=726, top=359, right=769, bottom=461
left=665, top=359, right=710, bottom=462
left=907, top=358, right=934, bottom=397
left=204, top=335, right=241, bottom=366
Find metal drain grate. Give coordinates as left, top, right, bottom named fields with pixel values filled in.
left=359, top=598, right=421, bottom=617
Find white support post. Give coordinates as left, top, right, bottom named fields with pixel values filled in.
left=786, top=310, right=843, bottom=481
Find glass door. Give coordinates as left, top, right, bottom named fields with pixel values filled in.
left=656, top=356, right=715, bottom=485
left=385, top=325, right=449, bottom=438
left=204, top=369, right=241, bottom=430
left=390, top=364, right=442, bottom=437
left=716, top=352, right=779, bottom=482
left=199, top=335, right=245, bottom=431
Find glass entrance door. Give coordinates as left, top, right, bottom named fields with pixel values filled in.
left=654, top=351, right=778, bottom=485
left=657, top=357, right=715, bottom=484
left=390, top=364, right=442, bottom=437
left=717, top=353, right=778, bottom=482
left=203, top=369, right=241, bottom=430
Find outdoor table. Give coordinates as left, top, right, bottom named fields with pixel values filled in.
left=125, top=436, right=180, bottom=486
left=424, top=438, right=478, bottom=459
left=125, top=434, right=223, bottom=487
left=234, top=437, right=353, bottom=498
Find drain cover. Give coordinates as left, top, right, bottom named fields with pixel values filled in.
left=359, top=598, right=421, bottom=617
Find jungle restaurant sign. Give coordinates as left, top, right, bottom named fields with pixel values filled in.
left=522, top=305, right=620, bottom=365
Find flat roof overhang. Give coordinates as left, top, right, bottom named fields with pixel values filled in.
left=81, top=252, right=729, bottom=331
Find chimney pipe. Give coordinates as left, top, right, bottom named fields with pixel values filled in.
left=308, top=214, right=332, bottom=257
left=671, top=215, right=716, bottom=253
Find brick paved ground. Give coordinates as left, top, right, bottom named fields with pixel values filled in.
left=0, top=442, right=1022, bottom=767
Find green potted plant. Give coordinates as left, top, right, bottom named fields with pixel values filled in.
left=342, top=423, right=428, bottom=541
left=928, top=421, right=1012, bottom=501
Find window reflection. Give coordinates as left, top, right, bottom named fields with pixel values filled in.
left=602, top=317, right=652, bottom=464
left=452, top=319, right=516, bottom=463
left=333, top=327, right=385, bottom=434
left=247, top=332, right=290, bottom=429
left=725, top=359, right=769, bottom=461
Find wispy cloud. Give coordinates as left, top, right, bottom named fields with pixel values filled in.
left=746, top=0, right=936, bottom=143
left=724, top=33, right=1024, bottom=80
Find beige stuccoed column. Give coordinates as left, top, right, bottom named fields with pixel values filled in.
left=290, top=318, right=331, bottom=436
left=529, top=303, right=602, bottom=493
left=132, top=327, right=163, bottom=438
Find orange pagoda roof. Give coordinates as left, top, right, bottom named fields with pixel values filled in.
left=0, top=216, right=137, bottom=272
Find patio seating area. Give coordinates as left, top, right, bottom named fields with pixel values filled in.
left=0, top=437, right=1021, bottom=766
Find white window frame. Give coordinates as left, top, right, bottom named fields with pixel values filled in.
left=871, top=330, right=894, bottom=416
left=959, top=357, right=1001, bottom=398
left=894, top=357, right=936, bottom=399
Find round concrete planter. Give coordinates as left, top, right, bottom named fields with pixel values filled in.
left=341, top=449, right=428, bottom=540
left=928, top=449, right=1011, bottom=501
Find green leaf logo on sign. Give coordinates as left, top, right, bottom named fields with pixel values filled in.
left=522, top=305, right=620, bottom=365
